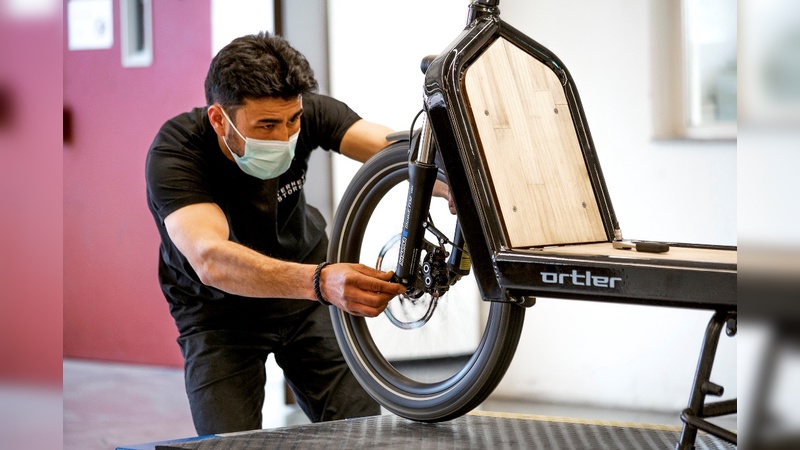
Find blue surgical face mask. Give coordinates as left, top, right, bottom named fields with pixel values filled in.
left=219, top=108, right=299, bottom=180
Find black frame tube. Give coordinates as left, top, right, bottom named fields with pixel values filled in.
left=675, top=311, right=737, bottom=448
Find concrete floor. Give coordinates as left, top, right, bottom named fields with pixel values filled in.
left=0, top=384, right=63, bottom=449
left=63, top=358, right=736, bottom=450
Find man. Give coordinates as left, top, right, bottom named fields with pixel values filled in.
left=145, top=32, right=406, bottom=435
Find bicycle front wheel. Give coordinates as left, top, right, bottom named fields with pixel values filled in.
left=328, top=142, right=525, bottom=422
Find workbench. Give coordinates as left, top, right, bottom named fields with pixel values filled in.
left=117, top=411, right=735, bottom=450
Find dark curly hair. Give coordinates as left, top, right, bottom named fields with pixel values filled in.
left=204, top=32, right=318, bottom=111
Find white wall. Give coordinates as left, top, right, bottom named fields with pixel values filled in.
left=211, top=0, right=274, bottom=55
left=328, top=0, right=736, bottom=414
left=327, top=0, right=468, bottom=202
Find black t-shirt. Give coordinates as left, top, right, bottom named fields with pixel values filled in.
left=146, top=93, right=361, bottom=335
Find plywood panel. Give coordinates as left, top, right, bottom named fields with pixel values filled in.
left=530, top=243, right=737, bottom=266
left=464, top=38, right=607, bottom=248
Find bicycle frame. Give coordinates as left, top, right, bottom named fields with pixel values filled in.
left=397, top=1, right=735, bottom=310
left=390, top=1, right=737, bottom=448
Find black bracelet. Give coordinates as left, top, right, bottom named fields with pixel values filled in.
left=313, top=262, right=332, bottom=306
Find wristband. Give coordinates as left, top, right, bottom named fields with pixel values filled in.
left=313, top=262, right=332, bottom=306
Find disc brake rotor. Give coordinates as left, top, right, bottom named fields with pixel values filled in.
left=376, top=234, right=438, bottom=330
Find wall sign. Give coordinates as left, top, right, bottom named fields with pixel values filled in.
left=67, top=0, right=113, bottom=51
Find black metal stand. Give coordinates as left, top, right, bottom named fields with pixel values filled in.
left=676, top=310, right=737, bottom=449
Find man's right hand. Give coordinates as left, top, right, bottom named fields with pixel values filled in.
left=318, top=263, right=406, bottom=317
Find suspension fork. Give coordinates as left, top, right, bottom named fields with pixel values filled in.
left=395, top=117, right=438, bottom=286
left=395, top=116, right=471, bottom=288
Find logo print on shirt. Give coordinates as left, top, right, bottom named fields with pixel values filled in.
left=277, top=174, right=306, bottom=203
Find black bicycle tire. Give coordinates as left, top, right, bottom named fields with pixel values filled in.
left=328, top=142, right=526, bottom=422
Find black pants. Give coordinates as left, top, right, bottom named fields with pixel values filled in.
left=178, top=301, right=380, bottom=435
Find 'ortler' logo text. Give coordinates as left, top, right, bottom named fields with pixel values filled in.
left=540, top=270, right=622, bottom=289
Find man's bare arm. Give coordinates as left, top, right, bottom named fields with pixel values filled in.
left=164, top=202, right=404, bottom=316
left=339, top=119, right=394, bottom=163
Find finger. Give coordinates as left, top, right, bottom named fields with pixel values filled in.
left=340, top=292, right=392, bottom=317
left=344, top=289, right=397, bottom=311
left=351, top=264, right=400, bottom=283
left=432, top=179, right=450, bottom=199
left=356, top=276, right=406, bottom=296
left=348, top=292, right=394, bottom=316
left=348, top=304, right=385, bottom=318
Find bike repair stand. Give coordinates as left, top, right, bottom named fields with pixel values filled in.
left=676, top=310, right=737, bottom=449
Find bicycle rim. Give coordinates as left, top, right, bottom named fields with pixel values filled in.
left=329, top=143, right=525, bottom=422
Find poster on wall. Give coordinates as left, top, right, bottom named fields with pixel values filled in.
left=67, top=0, right=113, bottom=51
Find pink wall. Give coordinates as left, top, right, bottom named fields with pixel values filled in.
left=0, top=15, right=63, bottom=385
left=64, top=0, right=211, bottom=366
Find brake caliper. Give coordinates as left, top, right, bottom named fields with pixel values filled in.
left=421, top=245, right=451, bottom=298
